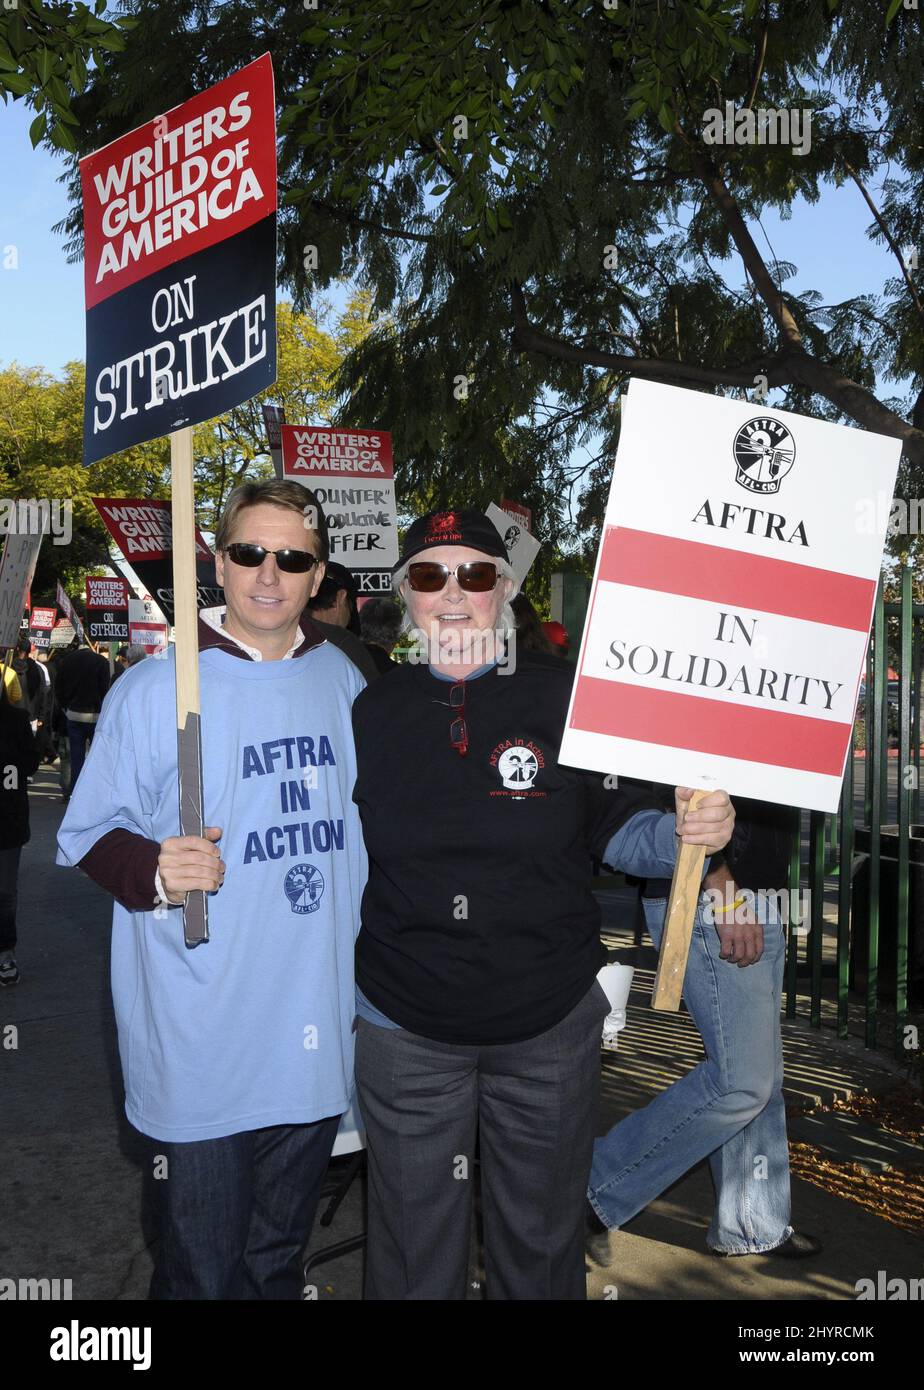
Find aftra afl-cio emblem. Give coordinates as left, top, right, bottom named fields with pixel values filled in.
left=284, top=863, right=325, bottom=915
left=733, top=417, right=795, bottom=495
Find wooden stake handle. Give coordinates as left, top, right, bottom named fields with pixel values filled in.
left=651, top=788, right=708, bottom=1012
left=171, top=427, right=209, bottom=948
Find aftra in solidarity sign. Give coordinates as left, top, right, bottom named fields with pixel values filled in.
left=560, top=379, right=902, bottom=813
left=80, top=55, right=277, bottom=465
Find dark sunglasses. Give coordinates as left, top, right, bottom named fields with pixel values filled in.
left=407, top=560, right=499, bottom=593
left=224, top=542, right=320, bottom=575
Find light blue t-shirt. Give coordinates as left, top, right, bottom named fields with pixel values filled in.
left=56, top=640, right=367, bottom=1143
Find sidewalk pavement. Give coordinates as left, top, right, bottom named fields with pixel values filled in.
left=1, top=765, right=921, bottom=1301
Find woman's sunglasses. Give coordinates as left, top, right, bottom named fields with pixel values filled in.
left=224, top=542, right=320, bottom=575
left=407, top=561, right=499, bottom=593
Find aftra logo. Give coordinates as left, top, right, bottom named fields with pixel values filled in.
left=284, top=863, right=325, bottom=915
left=733, top=418, right=796, bottom=495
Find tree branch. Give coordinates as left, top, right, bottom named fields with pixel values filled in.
left=744, top=4, right=770, bottom=111
left=302, top=194, right=433, bottom=244
left=843, top=160, right=924, bottom=324
left=510, top=282, right=790, bottom=389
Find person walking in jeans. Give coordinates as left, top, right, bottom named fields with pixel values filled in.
left=0, top=676, right=40, bottom=986
left=588, top=796, right=821, bottom=1260
left=51, top=640, right=110, bottom=795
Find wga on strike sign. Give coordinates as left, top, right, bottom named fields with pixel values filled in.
left=81, top=54, right=277, bottom=465
left=281, top=425, right=398, bottom=588
left=92, top=497, right=221, bottom=626
left=559, top=379, right=902, bottom=812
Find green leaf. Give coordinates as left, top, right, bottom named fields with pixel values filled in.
left=29, top=110, right=46, bottom=146
left=34, top=47, right=53, bottom=87
left=461, top=227, right=479, bottom=247
left=657, top=103, right=674, bottom=133
left=48, top=119, right=77, bottom=152
left=0, top=72, right=32, bottom=97
left=382, top=53, right=410, bottom=70
left=94, top=31, right=126, bottom=52
left=431, top=183, right=450, bottom=195
left=885, top=0, right=902, bottom=20
left=300, top=27, right=329, bottom=42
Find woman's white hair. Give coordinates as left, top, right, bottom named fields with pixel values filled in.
left=392, top=554, right=520, bottom=650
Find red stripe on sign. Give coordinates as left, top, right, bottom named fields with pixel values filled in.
left=570, top=676, right=847, bottom=775
left=598, top=527, right=874, bottom=631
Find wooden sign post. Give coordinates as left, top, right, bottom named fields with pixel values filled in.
left=651, top=788, right=706, bottom=1012
left=170, top=427, right=208, bottom=948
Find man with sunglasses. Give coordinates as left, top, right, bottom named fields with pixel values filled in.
left=57, top=479, right=368, bottom=1299
left=350, top=508, right=735, bottom=1299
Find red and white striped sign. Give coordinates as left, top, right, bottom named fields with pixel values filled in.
left=559, top=379, right=902, bottom=812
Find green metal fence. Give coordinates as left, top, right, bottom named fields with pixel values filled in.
left=786, top=566, right=921, bottom=1059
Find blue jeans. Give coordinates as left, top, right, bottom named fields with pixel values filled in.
left=588, top=896, right=792, bottom=1254
left=148, top=1116, right=341, bottom=1299
left=66, top=718, right=95, bottom=792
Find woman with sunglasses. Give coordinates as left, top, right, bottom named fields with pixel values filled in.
left=351, top=508, right=734, bottom=1300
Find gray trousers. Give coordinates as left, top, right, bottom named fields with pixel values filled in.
left=355, top=979, right=610, bottom=1300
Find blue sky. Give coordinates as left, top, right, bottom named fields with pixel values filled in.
left=0, top=95, right=908, bottom=399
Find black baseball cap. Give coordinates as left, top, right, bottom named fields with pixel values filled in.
left=322, top=561, right=358, bottom=598
left=396, top=509, right=509, bottom=572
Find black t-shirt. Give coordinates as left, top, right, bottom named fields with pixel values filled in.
left=352, top=655, right=659, bottom=1045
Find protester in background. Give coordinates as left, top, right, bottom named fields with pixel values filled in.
left=358, top=597, right=402, bottom=674
left=0, top=677, right=40, bottom=986
left=351, top=508, right=735, bottom=1300
left=52, top=639, right=110, bottom=797
left=542, top=620, right=570, bottom=658
left=2, top=659, right=22, bottom=706
left=305, top=563, right=380, bottom=684
left=308, top=561, right=361, bottom=635
left=587, top=795, right=820, bottom=1261
left=45, top=649, right=71, bottom=792
left=110, top=646, right=147, bottom=682
left=12, top=637, right=44, bottom=724
left=33, top=649, right=54, bottom=760
left=511, top=593, right=559, bottom=657
left=57, top=479, right=368, bottom=1300
left=109, top=648, right=130, bottom=682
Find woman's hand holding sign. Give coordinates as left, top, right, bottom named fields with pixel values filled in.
left=674, top=787, right=734, bottom=853
left=159, top=826, right=225, bottom=905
